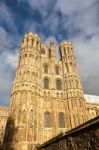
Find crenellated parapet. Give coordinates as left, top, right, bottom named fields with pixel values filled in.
left=21, top=32, right=41, bottom=50
left=59, top=40, right=73, bottom=58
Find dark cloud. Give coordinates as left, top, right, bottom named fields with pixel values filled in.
left=82, top=75, right=99, bottom=95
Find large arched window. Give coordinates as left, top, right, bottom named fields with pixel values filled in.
left=70, top=62, right=75, bottom=72
left=55, top=66, right=59, bottom=75
left=41, top=48, right=45, bottom=54
left=27, top=38, right=29, bottom=45
left=24, top=54, right=27, bottom=57
left=44, top=111, right=51, bottom=128
left=56, top=79, right=62, bottom=90
left=31, top=38, right=34, bottom=46
left=70, top=62, right=73, bottom=72
left=44, top=64, right=48, bottom=74
left=64, top=47, right=66, bottom=55
left=58, top=112, right=65, bottom=128
left=44, top=78, right=49, bottom=89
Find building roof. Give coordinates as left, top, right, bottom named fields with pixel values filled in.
left=84, top=94, right=99, bottom=104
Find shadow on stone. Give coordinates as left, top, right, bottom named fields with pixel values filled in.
left=2, top=115, right=18, bottom=150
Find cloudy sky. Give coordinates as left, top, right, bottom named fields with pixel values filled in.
left=0, top=0, right=99, bottom=105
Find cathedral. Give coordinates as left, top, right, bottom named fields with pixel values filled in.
left=0, top=32, right=99, bottom=150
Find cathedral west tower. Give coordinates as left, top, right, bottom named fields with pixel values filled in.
left=3, top=32, right=89, bottom=150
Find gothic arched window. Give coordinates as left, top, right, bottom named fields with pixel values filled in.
left=70, top=62, right=73, bottom=71
left=25, top=54, right=27, bottom=57
left=58, top=112, right=65, bottom=128
left=66, top=63, right=69, bottom=72
left=70, top=62, right=75, bottom=72
left=56, top=79, right=62, bottom=90
left=55, top=66, right=59, bottom=75
left=41, top=48, right=45, bottom=54
left=44, top=64, right=48, bottom=74
left=30, top=54, right=33, bottom=57
left=44, top=111, right=51, bottom=128
left=44, top=78, right=49, bottom=89
left=64, top=47, right=66, bottom=55
left=67, top=47, right=70, bottom=54
left=27, top=71, right=30, bottom=74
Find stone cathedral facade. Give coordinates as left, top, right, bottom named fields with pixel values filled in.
left=0, top=32, right=99, bottom=150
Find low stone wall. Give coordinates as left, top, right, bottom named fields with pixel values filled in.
left=0, top=107, right=10, bottom=149
left=37, top=116, right=99, bottom=150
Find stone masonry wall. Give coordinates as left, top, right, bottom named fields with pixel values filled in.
left=37, top=116, right=99, bottom=150
left=0, top=107, right=10, bottom=148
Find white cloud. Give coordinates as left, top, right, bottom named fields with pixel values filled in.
left=84, top=94, right=99, bottom=104
left=1, top=51, right=18, bottom=69
left=52, top=0, right=99, bottom=95
left=71, top=34, right=99, bottom=95
left=0, top=27, right=12, bottom=51
left=43, top=13, right=60, bottom=34
left=0, top=3, right=17, bottom=33
left=55, top=0, right=97, bottom=16
left=0, top=26, right=18, bottom=105
left=72, top=34, right=99, bottom=74
left=0, top=2, right=20, bottom=105
left=0, top=26, right=18, bottom=68
left=18, top=0, right=55, bottom=17
left=23, top=21, right=41, bottom=34
left=55, top=0, right=99, bottom=38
